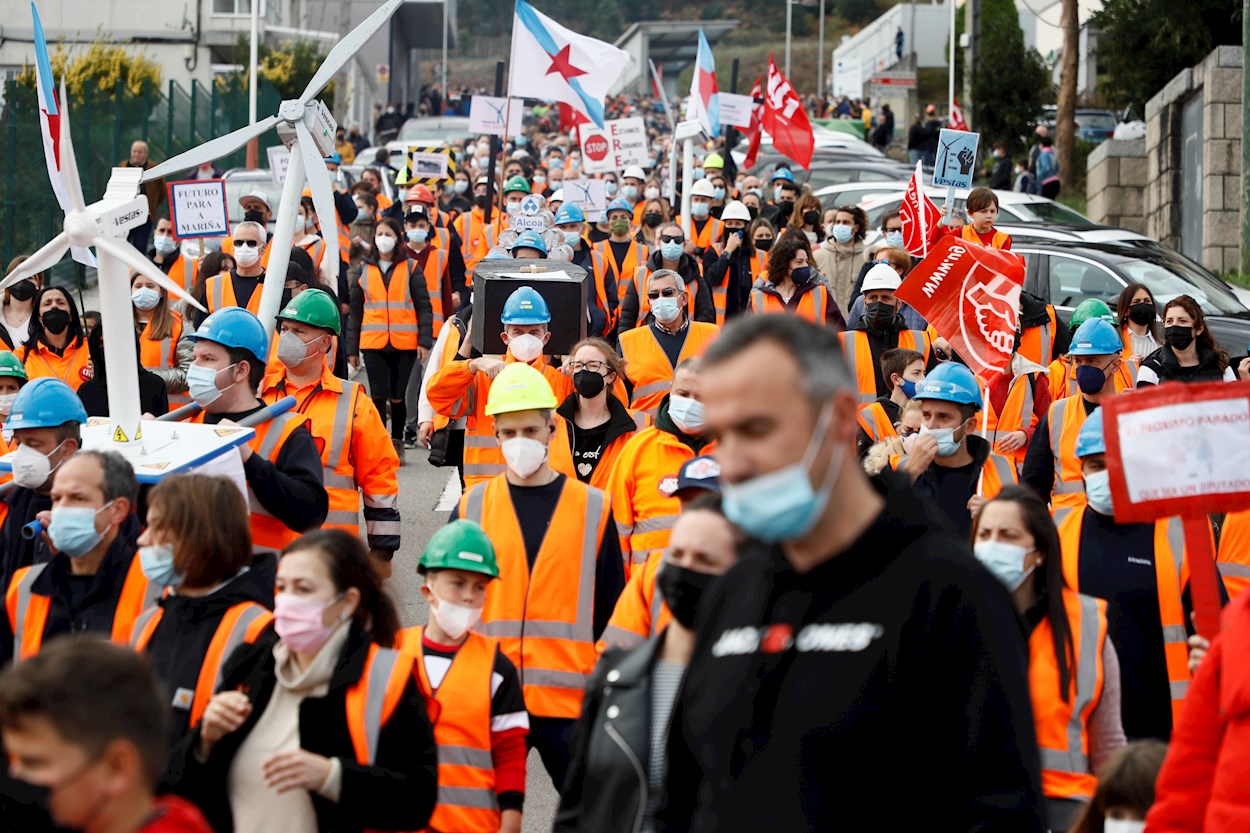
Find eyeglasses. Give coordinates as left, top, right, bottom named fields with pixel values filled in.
left=885, top=227, right=903, bottom=234
left=647, top=288, right=679, bottom=299
left=898, top=426, right=919, bottom=437
left=232, top=239, right=260, bottom=248
left=571, top=360, right=609, bottom=373
left=660, top=235, right=684, bottom=244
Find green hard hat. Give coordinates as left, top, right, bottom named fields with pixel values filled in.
left=503, top=175, right=532, bottom=195
left=0, top=351, right=27, bottom=382
left=1070, top=298, right=1116, bottom=333
left=276, top=288, right=341, bottom=335
left=419, top=520, right=500, bottom=579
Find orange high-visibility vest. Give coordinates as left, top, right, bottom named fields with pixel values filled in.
left=597, top=548, right=672, bottom=654
left=1017, top=305, right=1058, bottom=367
left=139, top=311, right=188, bottom=407
left=1047, top=357, right=1139, bottom=402
left=839, top=329, right=932, bottom=404
left=960, top=223, right=1012, bottom=250
left=583, top=250, right=615, bottom=334
left=298, top=237, right=328, bottom=273
left=749, top=280, right=833, bottom=325
left=856, top=401, right=898, bottom=446
left=1029, top=588, right=1108, bottom=801
left=359, top=261, right=420, bottom=351
left=985, top=372, right=1040, bottom=470
left=584, top=410, right=649, bottom=491
left=206, top=274, right=264, bottom=315
left=461, top=475, right=611, bottom=719
left=677, top=215, right=723, bottom=251
left=344, top=644, right=416, bottom=766
left=414, top=247, right=450, bottom=338
left=1056, top=507, right=1193, bottom=728
left=163, top=256, right=200, bottom=294
left=5, top=555, right=157, bottom=662
left=21, top=340, right=92, bottom=391
left=1218, top=509, right=1250, bottom=598
left=619, top=322, right=720, bottom=416
left=1047, top=395, right=1093, bottom=509
left=454, top=208, right=488, bottom=281
left=706, top=244, right=769, bottom=325
left=131, top=602, right=273, bottom=727
left=398, top=627, right=502, bottom=832
left=596, top=239, right=651, bottom=298
left=889, top=450, right=1017, bottom=499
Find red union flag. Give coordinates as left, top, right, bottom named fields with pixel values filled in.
left=949, top=98, right=969, bottom=131
left=899, top=162, right=941, bottom=257
left=895, top=236, right=1025, bottom=380
left=741, top=75, right=765, bottom=170
left=762, top=55, right=814, bottom=169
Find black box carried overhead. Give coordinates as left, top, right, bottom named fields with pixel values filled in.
left=471, top=259, right=588, bottom=356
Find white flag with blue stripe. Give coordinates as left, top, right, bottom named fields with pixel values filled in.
left=688, top=30, right=721, bottom=138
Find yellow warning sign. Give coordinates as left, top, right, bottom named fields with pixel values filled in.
left=143, top=461, right=171, bottom=471
left=215, top=428, right=244, bottom=437
left=113, top=426, right=129, bottom=443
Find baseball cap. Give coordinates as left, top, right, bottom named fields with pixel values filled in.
left=240, top=189, right=271, bottom=210
left=658, top=455, right=722, bottom=500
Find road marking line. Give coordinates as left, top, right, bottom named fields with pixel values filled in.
left=434, top=472, right=462, bottom=512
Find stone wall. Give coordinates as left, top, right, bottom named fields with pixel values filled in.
left=1086, top=139, right=1146, bottom=234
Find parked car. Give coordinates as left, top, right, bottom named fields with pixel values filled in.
left=815, top=179, right=915, bottom=210
left=386, top=115, right=474, bottom=155
left=856, top=187, right=1093, bottom=245
left=1033, top=106, right=1118, bottom=144
left=731, top=130, right=885, bottom=169
left=1016, top=239, right=1250, bottom=355
left=995, top=222, right=1149, bottom=245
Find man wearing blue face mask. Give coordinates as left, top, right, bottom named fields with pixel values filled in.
left=619, top=227, right=716, bottom=334
left=660, top=315, right=1044, bottom=832
left=147, top=216, right=198, bottom=295
left=1, top=450, right=156, bottom=667
left=1054, top=407, right=1221, bottom=741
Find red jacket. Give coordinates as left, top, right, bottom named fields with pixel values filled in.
left=138, top=796, right=216, bottom=833
left=1146, top=591, right=1250, bottom=833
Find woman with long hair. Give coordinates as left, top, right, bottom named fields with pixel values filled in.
left=167, top=528, right=438, bottom=833
left=1, top=255, right=40, bottom=350
left=132, top=271, right=192, bottom=406
left=635, top=197, right=671, bottom=249
left=972, top=486, right=1125, bottom=831
left=748, top=234, right=845, bottom=329
left=192, top=250, right=235, bottom=311
left=786, top=193, right=825, bottom=246
left=1136, top=294, right=1235, bottom=385
left=557, top=338, right=647, bottom=490
left=813, top=204, right=868, bottom=310
left=1115, top=282, right=1162, bottom=363
left=19, top=285, right=90, bottom=390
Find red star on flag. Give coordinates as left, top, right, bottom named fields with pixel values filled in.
left=697, top=65, right=718, bottom=107
left=545, top=44, right=587, bottom=81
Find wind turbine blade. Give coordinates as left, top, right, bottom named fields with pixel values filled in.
left=0, top=234, right=70, bottom=289
left=141, top=114, right=280, bottom=183
left=58, top=78, right=86, bottom=212
left=93, top=236, right=208, bottom=313
left=296, top=123, right=341, bottom=275
left=299, top=0, right=404, bottom=104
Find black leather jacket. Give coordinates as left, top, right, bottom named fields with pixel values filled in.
left=555, top=634, right=669, bottom=833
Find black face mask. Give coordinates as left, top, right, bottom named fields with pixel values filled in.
left=643, top=212, right=663, bottom=229
left=1164, top=325, right=1194, bottom=350
left=41, top=308, right=71, bottom=335
left=802, top=210, right=820, bottom=226
left=243, top=209, right=266, bottom=224
left=723, top=228, right=744, bottom=244
left=473, top=195, right=490, bottom=210
left=754, top=237, right=774, bottom=252
left=657, top=563, right=717, bottom=629
left=9, top=280, right=37, bottom=301
left=1127, top=302, right=1155, bottom=326
left=573, top=369, right=606, bottom=398
left=866, top=301, right=896, bottom=327
left=747, top=205, right=759, bottom=220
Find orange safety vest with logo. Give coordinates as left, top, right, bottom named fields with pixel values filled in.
left=414, top=248, right=450, bottom=338
left=984, top=372, right=1040, bottom=470
left=206, top=274, right=264, bottom=315
left=1017, top=305, right=1059, bottom=367
left=839, top=329, right=932, bottom=405
left=619, top=322, right=721, bottom=416
left=5, top=556, right=157, bottom=662
left=130, top=602, right=273, bottom=727
left=749, top=280, right=833, bottom=325
left=1056, top=507, right=1193, bottom=727
left=1218, top=509, right=1250, bottom=598
left=460, top=475, right=611, bottom=719
left=139, top=311, right=188, bottom=407
left=631, top=267, right=706, bottom=327
left=1029, top=588, right=1108, bottom=801
left=21, top=340, right=92, bottom=391
left=888, top=449, right=1017, bottom=499
left=358, top=261, right=420, bottom=351
left=1047, top=395, right=1093, bottom=509
left=960, top=223, right=1012, bottom=250
left=344, top=644, right=417, bottom=766
left=596, top=239, right=650, bottom=298
left=1047, top=357, right=1138, bottom=402
left=856, top=401, right=898, bottom=446
left=397, top=627, right=502, bottom=832
left=597, top=548, right=672, bottom=653
left=678, top=216, right=724, bottom=251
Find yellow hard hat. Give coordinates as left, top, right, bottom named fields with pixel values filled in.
left=703, top=152, right=725, bottom=169
left=484, top=362, right=558, bottom=416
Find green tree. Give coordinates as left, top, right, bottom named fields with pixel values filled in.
left=1091, top=0, right=1240, bottom=114
left=970, top=0, right=1049, bottom=154
left=224, top=36, right=334, bottom=108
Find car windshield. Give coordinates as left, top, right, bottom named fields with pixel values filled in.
left=1006, top=200, right=1092, bottom=224
left=223, top=176, right=283, bottom=226
left=1077, top=113, right=1117, bottom=130
left=397, top=119, right=471, bottom=145
left=1107, top=250, right=1249, bottom=315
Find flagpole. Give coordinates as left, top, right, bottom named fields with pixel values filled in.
left=948, top=0, right=956, bottom=119
left=649, top=60, right=680, bottom=206
left=681, top=136, right=694, bottom=240
left=785, top=0, right=793, bottom=78
left=977, top=382, right=990, bottom=496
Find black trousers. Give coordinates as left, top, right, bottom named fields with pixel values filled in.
left=528, top=715, right=575, bottom=791
left=362, top=349, right=417, bottom=439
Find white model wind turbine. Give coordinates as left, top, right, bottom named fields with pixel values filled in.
left=139, top=0, right=405, bottom=336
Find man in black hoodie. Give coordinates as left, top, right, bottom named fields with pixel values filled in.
left=660, top=315, right=1044, bottom=833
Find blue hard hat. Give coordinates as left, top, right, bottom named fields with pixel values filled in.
left=187, top=307, right=270, bottom=363
left=510, top=231, right=548, bottom=257
left=501, top=286, right=551, bottom=325
left=554, top=203, right=585, bottom=225
left=6, top=377, right=87, bottom=431
left=913, top=362, right=982, bottom=406
left=1068, top=319, right=1123, bottom=356
left=1075, top=407, right=1106, bottom=458
left=771, top=168, right=795, bottom=183
left=325, top=152, right=342, bottom=164
left=605, top=197, right=634, bottom=216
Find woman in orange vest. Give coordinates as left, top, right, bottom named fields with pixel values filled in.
left=20, top=286, right=91, bottom=390
left=295, top=197, right=334, bottom=286
left=347, top=216, right=433, bottom=450
left=166, top=529, right=438, bottom=833
left=557, top=338, right=648, bottom=490
left=130, top=474, right=275, bottom=744
left=190, top=250, right=235, bottom=312
left=749, top=234, right=846, bottom=329
left=972, top=487, right=1124, bottom=831
left=132, top=272, right=191, bottom=407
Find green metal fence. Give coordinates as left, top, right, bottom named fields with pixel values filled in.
left=0, top=75, right=283, bottom=281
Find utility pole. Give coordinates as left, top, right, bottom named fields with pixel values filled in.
left=246, top=0, right=259, bottom=168
left=817, top=0, right=825, bottom=97
left=785, top=0, right=793, bottom=78
left=1057, top=0, right=1079, bottom=193
left=947, top=0, right=955, bottom=118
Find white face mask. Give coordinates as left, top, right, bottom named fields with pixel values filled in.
left=12, top=440, right=66, bottom=490
left=507, top=333, right=544, bottom=363
left=234, top=245, right=260, bottom=268
left=501, top=436, right=548, bottom=478
left=1103, top=821, right=1145, bottom=833
left=0, top=392, right=17, bottom=417
left=428, top=588, right=483, bottom=640
left=667, top=394, right=705, bottom=434
left=277, top=330, right=321, bottom=369
left=374, top=235, right=397, bottom=255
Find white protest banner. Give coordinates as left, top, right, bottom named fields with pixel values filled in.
left=718, top=93, right=755, bottom=129
left=560, top=179, right=606, bottom=221
left=166, top=179, right=230, bottom=239
left=579, top=116, right=649, bottom=174
left=266, top=145, right=291, bottom=187
left=469, top=96, right=524, bottom=138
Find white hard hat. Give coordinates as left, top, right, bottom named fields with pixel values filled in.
left=720, top=200, right=751, bottom=222
left=240, top=189, right=271, bottom=210
left=622, top=165, right=647, bottom=182
left=549, top=188, right=565, bottom=204
left=690, top=178, right=717, bottom=198
left=860, top=262, right=902, bottom=292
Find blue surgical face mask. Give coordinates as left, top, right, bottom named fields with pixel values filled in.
left=973, top=541, right=1036, bottom=591
left=186, top=362, right=237, bottom=407
left=621, top=184, right=638, bottom=201
left=453, top=180, right=469, bottom=194
left=692, top=166, right=704, bottom=179
left=131, top=287, right=161, bottom=311
left=713, top=186, right=726, bottom=201
left=140, top=543, right=183, bottom=588
left=723, top=399, right=840, bottom=543
left=832, top=225, right=854, bottom=244
left=606, top=181, right=619, bottom=196
left=920, top=424, right=962, bottom=457
left=773, top=185, right=785, bottom=202
left=691, top=202, right=710, bottom=219
left=667, top=394, right=705, bottom=434
left=49, top=502, right=115, bottom=559
left=651, top=296, right=682, bottom=323
left=660, top=241, right=683, bottom=261
left=885, top=230, right=904, bottom=249
left=407, top=228, right=429, bottom=244
left=1084, top=469, right=1114, bottom=515
left=153, top=235, right=178, bottom=255
left=563, top=231, right=582, bottom=247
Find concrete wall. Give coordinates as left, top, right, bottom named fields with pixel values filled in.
left=1143, top=45, right=1242, bottom=273
left=1086, top=138, right=1146, bottom=234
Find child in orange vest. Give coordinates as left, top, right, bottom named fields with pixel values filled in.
left=396, top=520, right=528, bottom=833
left=943, top=186, right=1013, bottom=250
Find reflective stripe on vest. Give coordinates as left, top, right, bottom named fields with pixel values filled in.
left=421, top=248, right=449, bottom=335
left=619, top=323, right=719, bottom=416
left=359, top=261, right=419, bottom=350
left=839, top=332, right=876, bottom=405
left=207, top=275, right=262, bottom=315
left=1048, top=397, right=1088, bottom=502
left=345, top=644, right=414, bottom=766
left=321, top=380, right=366, bottom=532
left=856, top=401, right=896, bottom=444
left=245, top=412, right=311, bottom=550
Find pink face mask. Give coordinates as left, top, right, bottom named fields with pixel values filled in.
left=274, top=592, right=345, bottom=654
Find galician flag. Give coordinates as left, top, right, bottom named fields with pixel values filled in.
left=31, top=2, right=95, bottom=268
left=508, top=0, right=630, bottom=129
left=688, top=30, right=720, bottom=137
